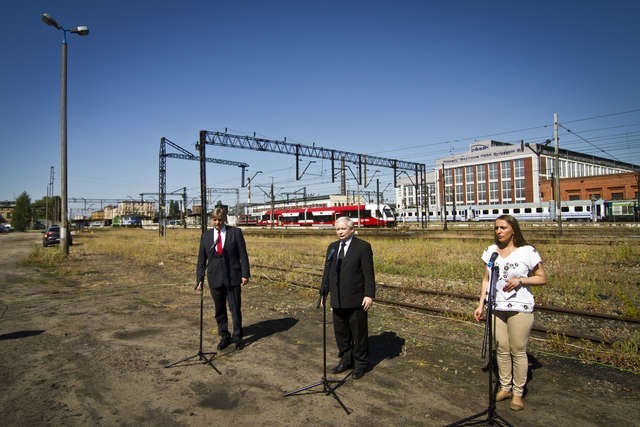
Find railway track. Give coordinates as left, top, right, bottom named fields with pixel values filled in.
left=162, top=251, right=638, bottom=346
left=253, top=262, right=640, bottom=347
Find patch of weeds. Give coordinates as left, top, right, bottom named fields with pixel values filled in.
left=20, top=247, right=67, bottom=269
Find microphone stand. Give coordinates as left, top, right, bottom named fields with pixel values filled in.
left=283, top=294, right=351, bottom=414
left=446, top=259, right=512, bottom=427
left=165, top=283, right=221, bottom=374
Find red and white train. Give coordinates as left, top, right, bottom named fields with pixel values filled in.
left=253, top=203, right=396, bottom=227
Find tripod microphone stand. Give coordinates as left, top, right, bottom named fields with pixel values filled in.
left=283, top=294, right=351, bottom=415
left=165, top=283, right=221, bottom=374
left=447, top=255, right=511, bottom=427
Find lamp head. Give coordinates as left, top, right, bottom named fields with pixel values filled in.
left=41, top=13, right=62, bottom=30
left=71, top=26, right=89, bottom=36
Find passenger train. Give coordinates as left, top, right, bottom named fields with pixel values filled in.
left=397, top=199, right=638, bottom=223
left=255, top=203, right=396, bottom=227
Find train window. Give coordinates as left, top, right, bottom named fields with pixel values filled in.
left=561, top=206, right=570, bottom=212
left=482, top=210, right=489, bottom=215
left=575, top=206, right=584, bottom=212
left=536, top=208, right=543, bottom=213
left=524, top=208, right=531, bottom=213
left=513, top=208, right=521, bottom=214
left=492, top=209, right=499, bottom=214
left=502, top=209, right=508, bottom=214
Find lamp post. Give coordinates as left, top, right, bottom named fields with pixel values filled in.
left=42, top=13, right=89, bottom=255
left=246, top=170, right=262, bottom=217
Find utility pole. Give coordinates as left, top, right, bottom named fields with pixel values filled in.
left=442, top=163, right=448, bottom=231
left=270, top=177, right=275, bottom=229
left=47, top=166, right=54, bottom=227
left=554, top=112, right=563, bottom=236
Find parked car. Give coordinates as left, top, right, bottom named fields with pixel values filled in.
left=0, top=223, right=10, bottom=233
left=42, top=225, right=73, bottom=247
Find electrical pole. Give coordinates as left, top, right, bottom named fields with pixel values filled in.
left=554, top=112, right=563, bottom=236
left=47, top=166, right=54, bottom=227
left=442, top=163, right=448, bottom=231
left=270, top=177, right=275, bottom=229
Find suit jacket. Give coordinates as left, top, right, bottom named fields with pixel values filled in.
left=320, top=236, right=375, bottom=309
left=196, top=226, right=250, bottom=288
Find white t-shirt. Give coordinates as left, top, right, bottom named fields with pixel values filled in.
left=481, top=244, right=542, bottom=313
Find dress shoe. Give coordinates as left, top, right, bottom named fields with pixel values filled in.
left=510, top=395, right=525, bottom=411
left=332, top=362, right=352, bottom=374
left=496, top=390, right=512, bottom=402
left=217, top=336, right=232, bottom=350
left=234, top=339, right=245, bottom=350
left=352, top=369, right=365, bottom=379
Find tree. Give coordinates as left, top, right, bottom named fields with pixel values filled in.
left=32, top=196, right=61, bottom=223
left=168, top=200, right=180, bottom=218
left=11, top=192, right=32, bottom=231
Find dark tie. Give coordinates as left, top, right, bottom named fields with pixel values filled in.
left=215, top=233, right=222, bottom=255
left=336, top=242, right=345, bottom=272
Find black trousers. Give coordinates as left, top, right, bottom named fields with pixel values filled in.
left=210, top=285, right=242, bottom=340
left=332, top=307, right=368, bottom=370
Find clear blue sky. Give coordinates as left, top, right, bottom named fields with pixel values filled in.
left=2, top=0, right=639, bottom=211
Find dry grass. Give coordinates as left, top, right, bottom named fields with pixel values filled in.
left=25, top=226, right=640, bottom=372
left=50, top=227, right=640, bottom=317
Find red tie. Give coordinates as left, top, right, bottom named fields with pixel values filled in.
left=216, top=233, right=223, bottom=255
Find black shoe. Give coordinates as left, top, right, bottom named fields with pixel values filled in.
left=234, top=339, right=245, bottom=350
left=217, top=336, right=232, bottom=350
left=352, top=369, right=365, bottom=379
left=332, top=362, right=352, bottom=374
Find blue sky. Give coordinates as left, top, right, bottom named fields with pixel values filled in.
left=2, top=0, right=639, bottom=212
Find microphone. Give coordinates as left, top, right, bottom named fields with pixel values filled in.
left=487, top=252, right=499, bottom=268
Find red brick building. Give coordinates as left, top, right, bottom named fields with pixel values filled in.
left=539, top=172, right=639, bottom=201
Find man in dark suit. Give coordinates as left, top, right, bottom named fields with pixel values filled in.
left=196, top=207, right=251, bottom=350
left=320, top=216, right=375, bottom=379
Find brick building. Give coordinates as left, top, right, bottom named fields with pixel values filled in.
left=395, top=140, right=639, bottom=220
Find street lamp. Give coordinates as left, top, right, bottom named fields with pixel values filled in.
left=42, top=13, right=89, bottom=255
left=246, top=170, right=263, bottom=208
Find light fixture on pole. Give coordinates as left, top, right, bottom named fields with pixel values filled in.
left=42, top=13, right=89, bottom=255
left=246, top=170, right=263, bottom=215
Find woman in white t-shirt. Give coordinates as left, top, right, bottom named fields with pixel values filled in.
left=473, top=215, right=547, bottom=411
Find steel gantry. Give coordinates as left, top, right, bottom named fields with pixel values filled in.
left=159, top=137, right=249, bottom=236
left=198, top=130, right=428, bottom=227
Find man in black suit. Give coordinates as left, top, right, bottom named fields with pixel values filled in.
left=320, top=216, right=375, bottom=379
left=196, top=207, right=251, bottom=350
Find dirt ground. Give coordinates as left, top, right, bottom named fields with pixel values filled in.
left=0, top=232, right=638, bottom=427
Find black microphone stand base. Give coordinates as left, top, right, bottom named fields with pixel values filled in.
left=446, top=407, right=512, bottom=427
left=165, top=351, right=220, bottom=374
left=283, top=296, right=351, bottom=415
left=164, top=285, right=221, bottom=375
left=283, top=375, right=351, bottom=415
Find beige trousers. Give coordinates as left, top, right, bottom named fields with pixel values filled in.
left=493, top=311, right=534, bottom=397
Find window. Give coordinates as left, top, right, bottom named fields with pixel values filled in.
left=489, top=182, right=499, bottom=204
left=514, top=159, right=525, bottom=201
left=477, top=182, right=487, bottom=204
left=611, top=192, right=624, bottom=200
left=477, top=165, right=486, bottom=182
left=465, top=166, right=475, bottom=204
left=455, top=168, right=464, bottom=204
left=489, top=163, right=499, bottom=181
left=501, top=161, right=512, bottom=203
left=489, top=163, right=499, bottom=203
